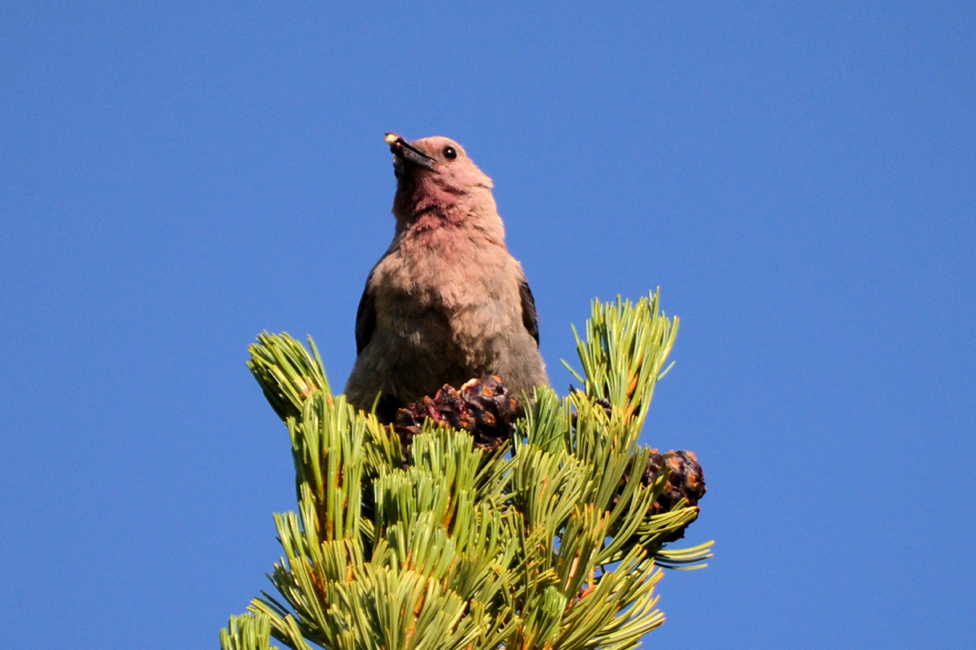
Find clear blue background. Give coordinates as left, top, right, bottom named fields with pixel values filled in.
left=2, top=3, right=973, bottom=648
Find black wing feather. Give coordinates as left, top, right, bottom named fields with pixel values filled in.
left=354, top=279, right=376, bottom=354
left=519, top=279, right=541, bottom=345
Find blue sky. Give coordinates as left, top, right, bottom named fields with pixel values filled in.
left=2, top=3, right=973, bottom=648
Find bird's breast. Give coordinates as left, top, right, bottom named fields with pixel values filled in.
left=371, top=234, right=519, bottom=352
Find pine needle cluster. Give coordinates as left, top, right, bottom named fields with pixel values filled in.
left=220, top=291, right=712, bottom=649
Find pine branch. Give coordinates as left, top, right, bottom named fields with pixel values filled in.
left=221, top=291, right=713, bottom=649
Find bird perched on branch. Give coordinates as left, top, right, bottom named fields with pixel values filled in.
left=345, top=133, right=549, bottom=420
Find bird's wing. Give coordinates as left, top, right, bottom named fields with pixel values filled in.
left=519, top=278, right=541, bottom=345
left=354, top=278, right=377, bottom=354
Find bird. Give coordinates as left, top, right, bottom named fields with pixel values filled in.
left=344, top=133, right=549, bottom=420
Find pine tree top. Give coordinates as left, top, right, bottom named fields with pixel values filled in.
left=221, top=291, right=712, bottom=650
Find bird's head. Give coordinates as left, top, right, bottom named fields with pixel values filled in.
left=385, top=133, right=496, bottom=225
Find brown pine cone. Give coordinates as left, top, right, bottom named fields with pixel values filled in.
left=393, top=376, right=520, bottom=453
left=611, top=449, right=706, bottom=544
left=649, top=450, right=705, bottom=510
left=645, top=449, right=706, bottom=542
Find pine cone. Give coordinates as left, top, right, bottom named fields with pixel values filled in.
left=393, top=376, right=520, bottom=452
left=649, top=450, right=705, bottom=509
left=645, top=449, right=706, bottom=542
left=612, top=449, right=706, bottom=544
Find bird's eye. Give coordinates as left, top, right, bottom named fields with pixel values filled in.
left=443, top=146, right=457, bottom=160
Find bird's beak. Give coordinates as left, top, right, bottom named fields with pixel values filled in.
left=385, top=132, right=436, bottom=170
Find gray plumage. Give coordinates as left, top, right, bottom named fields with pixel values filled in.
left=345, top=133, right=548, bottom=418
